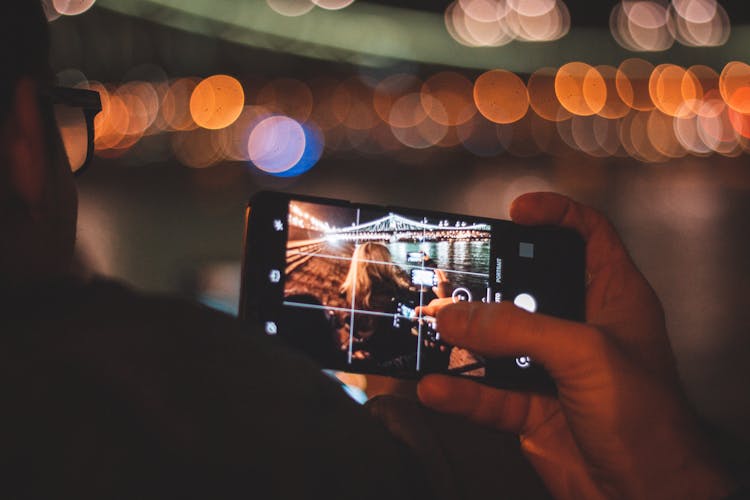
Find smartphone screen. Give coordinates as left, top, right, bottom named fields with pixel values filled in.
left=241, top=191, right=585, bottom=393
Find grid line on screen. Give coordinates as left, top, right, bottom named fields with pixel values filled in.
left=282, top=300, right=434, bottom=322
left=286, top=250, right=490, bottom=279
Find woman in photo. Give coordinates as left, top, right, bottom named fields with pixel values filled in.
left=339, top=242, right=450, bottom=372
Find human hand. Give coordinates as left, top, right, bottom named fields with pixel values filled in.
left=416, top=193, right=734, bottom=500
left=432, top=269, right=451, bottom=299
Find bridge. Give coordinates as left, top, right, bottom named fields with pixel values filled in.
left=324, top=213, right=491, bottom=242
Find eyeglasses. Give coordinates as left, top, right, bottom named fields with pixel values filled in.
left=43, top=86, right=102, bottom=175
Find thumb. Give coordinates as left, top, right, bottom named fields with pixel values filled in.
left=436, top=301, right=603, bottom=383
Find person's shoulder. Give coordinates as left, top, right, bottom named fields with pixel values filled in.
left=81, top=276, right=233, bottom=323
left=0, top=278, right=431, bottom=499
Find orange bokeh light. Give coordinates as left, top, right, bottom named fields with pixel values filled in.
left=332, top=77, right=378, bottom=130
left=391, top=112, right=448, bottom=149
left=373, top=74, right=422, bottom=124
left=528, top=67, right=571, bottom=122
left=555, top=62, right=606, bottom=116
left=162, top=78, right=199, bottom=131
left=728, top=107, right=750, bottom=139
left=616, top=58, right=655, bottom=111
left=595, top=65, right=630, bottom=119
left=649, top=64, right=697, bottom=118
left=93, top=85, right=131, bottom=151
left=389, top=93, right=428, bottom=129
left=257, top=78, right=314, bottom=123
left=719, top=61, right=750, bottom=114
left=190, top=74, right=245, bottom=130
left=421, top=71, right=476, bottom=126
left=473, top=70, right=529, bottom=124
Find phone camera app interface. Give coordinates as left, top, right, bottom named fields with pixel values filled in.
left=280, top=200, right=493, bottom=377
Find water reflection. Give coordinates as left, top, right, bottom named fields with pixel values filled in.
left=387, top=240, right=490, bottom=297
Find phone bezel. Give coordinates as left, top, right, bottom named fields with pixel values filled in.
left=240, top=191, right=585, bottom=393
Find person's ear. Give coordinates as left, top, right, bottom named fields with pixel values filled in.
left=3, top=77, right=47, bottom=213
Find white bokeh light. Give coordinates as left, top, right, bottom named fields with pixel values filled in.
left=247, top=116, right=307, bottom=174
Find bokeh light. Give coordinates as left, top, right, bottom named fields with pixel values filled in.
left=650, top=64, right=697, bottom=117
left=696, top=92, right=737, bottom=154
left=459, top=0, right=509, bottom=22
left=373, top=74, right=422, bottom=123
left=595, top=65, right=630, bottom=119
left=473, top=70, right=529, bottom=124
left=719, top=62, right=750, bottom=115
left=728, top=107, right=750, bottom=140
left=528, top=67, right=572, bottom=122
left=555, top=62, right=606, bottom=116
left=673, top=102, right=711, bottom=154
left=611, top=0, right=729, bottom=50
left=445, top=1, right=513, bottom=48
left=671, top=0, right=729, bottom=47
left=646, top=109, right=686, bottom=158
left=190, top=75, right=245, bottom=130
left=389, top=93, right=450, bottom=150
left=507, top=0, right=556, bottom=17
left=218, top=106, right=271, bottom=161
left=506, top=0, right=570, bottom=42
left=389, top=93, right=428, bottom=129
left=248, top=116, right=307, bottom=174
left=617, top=58, right=655, bottom=111
left=312, top=0, right=355, bottom=9
left=672, top=0, right=717, bottom=24
left=72, top=59, right=750, bottom=167
left=570, top=115, right=606, bottom=157
left=162, top=78, right=200, bottom=131
left=267, top=0, right=315, bottom=16
left=445, top=0, right=569, bottom=46
left=421, top=72, right=476, bottom=126
left=52, top=0, right=96, bottom=16
left=332, top=77, right=378, bottom=130
left=257, top=78, right=314, bottom=123
left=274, top=123, right=325, bottom=177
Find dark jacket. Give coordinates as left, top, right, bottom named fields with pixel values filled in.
left=0, top=278, right=430, bottom=500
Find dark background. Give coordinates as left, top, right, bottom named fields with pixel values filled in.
left=52, top=1, right=750, bottom=443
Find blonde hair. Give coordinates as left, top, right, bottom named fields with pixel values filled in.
left=340, top=242, right=410, bottom=309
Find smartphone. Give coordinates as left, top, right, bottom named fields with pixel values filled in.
left=407, top=252, right=426, bottom=264
left=240, top=191, right=585, bottom=393
left=410, top=268, right=438, bottom=287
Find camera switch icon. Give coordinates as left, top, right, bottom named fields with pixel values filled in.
left=269, top=269, right=281, bottom=283
left=265, top=321, right=278, bottom=335
left=515, top=356, right=532, bottom=369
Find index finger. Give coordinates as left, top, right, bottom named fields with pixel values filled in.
left=436, top=301, right=603, bottom=380
left=510, top=192, right=630, bottom=276
left=415, top=297, right=454, bottom=317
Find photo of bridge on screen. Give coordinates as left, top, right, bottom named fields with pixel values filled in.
left=282, top=199, right=492, bottom=375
